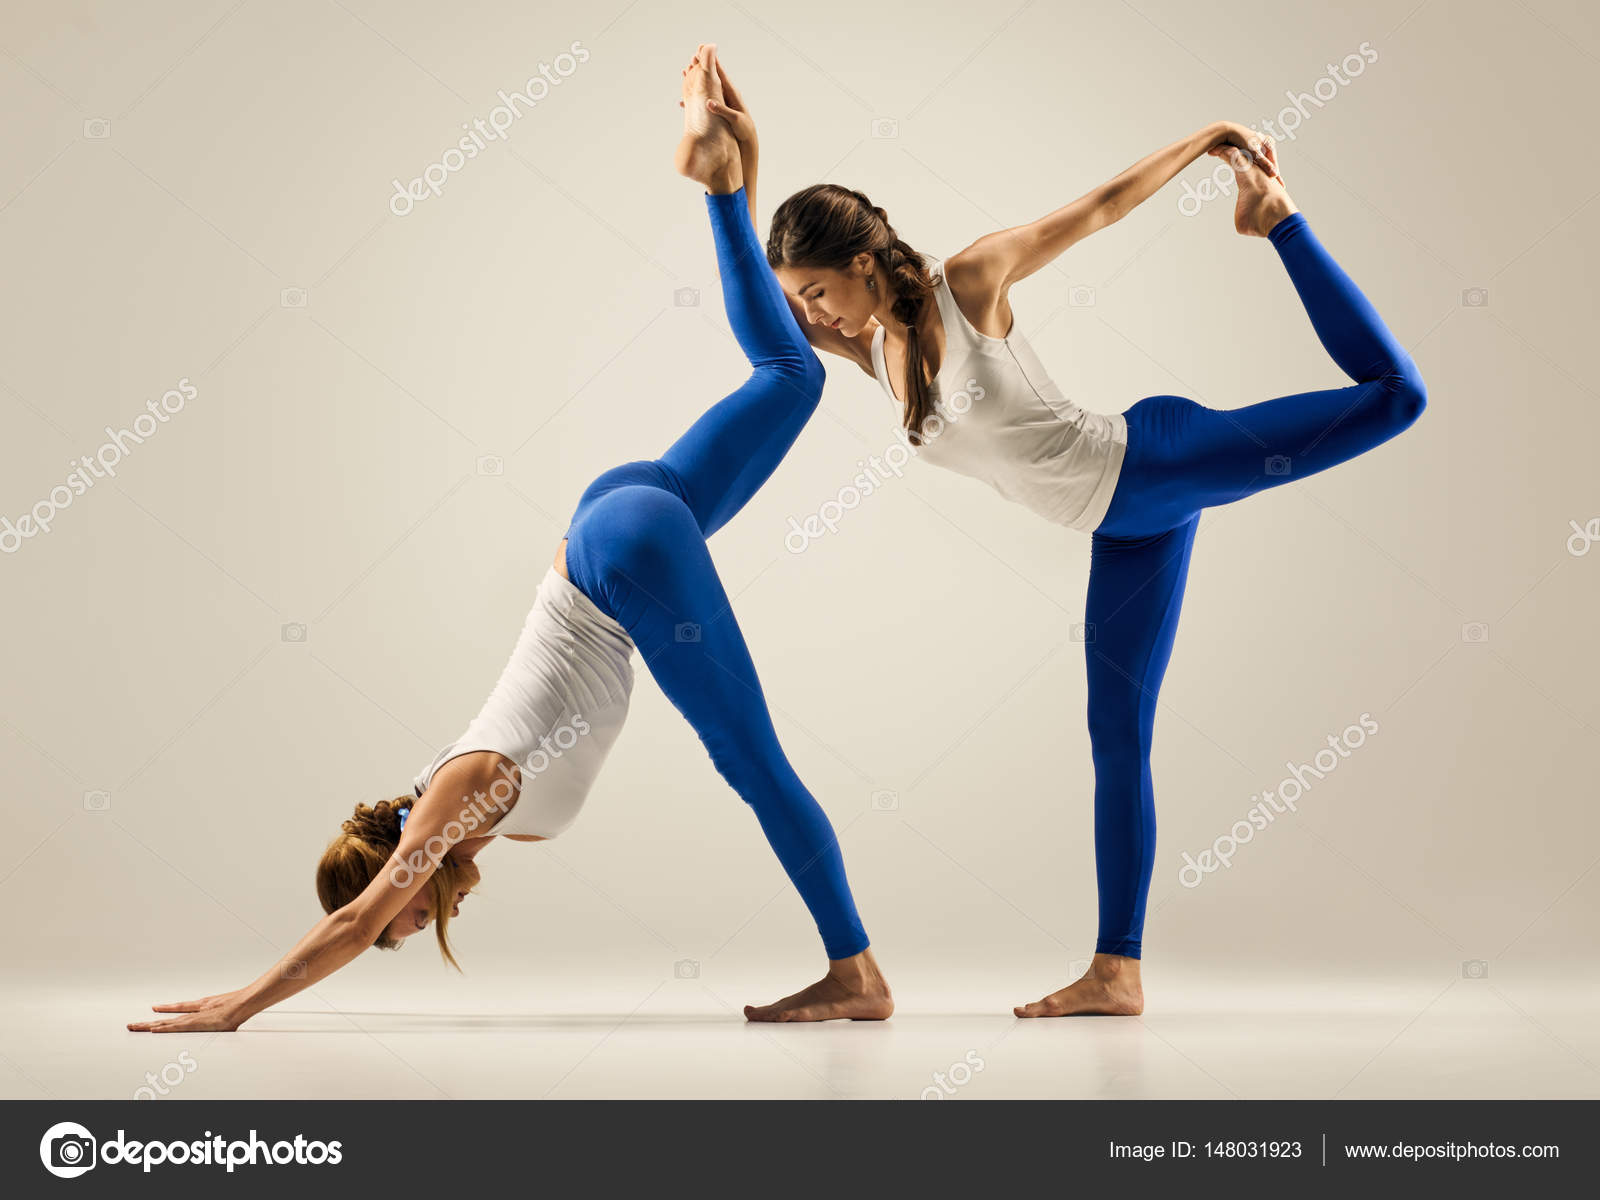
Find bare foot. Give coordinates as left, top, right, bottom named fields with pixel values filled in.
left=673, top=43, right=741, bottom=193
left=745, top=948, right=894, bottom=1023
left=1211, top=145, right=1298, bottom=238
left=1014, top=953, right=1144, bottom=1018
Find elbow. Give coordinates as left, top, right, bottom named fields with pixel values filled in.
left=341, top=904, right=385, bottom=951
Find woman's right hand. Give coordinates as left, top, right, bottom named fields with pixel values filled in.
left=1211, top=121, right=1280, bottom=179
left=707, top=58, right=756, bottom=147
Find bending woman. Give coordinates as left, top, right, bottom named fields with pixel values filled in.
left=713, top=66, right=1425, bottom=1016
left=129, top=49, right=892, bottom=1033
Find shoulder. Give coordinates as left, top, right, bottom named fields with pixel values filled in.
left=938, top=242, right=1013, bottom=340
left=942, top=238, right=1010, bottom=305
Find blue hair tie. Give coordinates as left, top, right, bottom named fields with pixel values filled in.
left=397, top=805, right=411, bottom=833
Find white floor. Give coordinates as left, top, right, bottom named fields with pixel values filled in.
left=5, top=965, right=1597, bottom=1100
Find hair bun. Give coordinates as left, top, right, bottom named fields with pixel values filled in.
left=339, top=796, right=409, bottom=842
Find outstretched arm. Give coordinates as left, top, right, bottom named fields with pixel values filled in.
left=948, top=121, right=1281, bottom=298
left=128, top=773, right=478, bottom=1032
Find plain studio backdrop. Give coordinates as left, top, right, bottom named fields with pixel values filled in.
left=1, top=0, right=1596, bottom=1099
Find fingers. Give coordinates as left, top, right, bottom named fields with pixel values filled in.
left=715, top=58, right=743, bottom=107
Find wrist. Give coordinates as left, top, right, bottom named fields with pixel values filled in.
left=221, top=997, right=254, bottom=1028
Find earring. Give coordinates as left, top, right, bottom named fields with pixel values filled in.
left=866, top=276, right=876, bottom=291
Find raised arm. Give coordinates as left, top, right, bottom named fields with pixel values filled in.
left=128, top=765, right=486, bottom=1032
left=947, top=121, right=1280, bottom=298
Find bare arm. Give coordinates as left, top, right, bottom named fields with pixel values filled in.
left=943, top=121, right=1279, bottom=330
left=128, top=766, right=485, bottom=1032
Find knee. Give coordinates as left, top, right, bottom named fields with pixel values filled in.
left=764, top=343, right=826, bottom=401
left=1086, top=697, right=1150, bottom=770
left=706, top=739, right=794, bottom=805
left=1378, top=355, right=1427, bottom=431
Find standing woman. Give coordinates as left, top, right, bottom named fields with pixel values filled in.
left=129, top=47, right=892, bottom=1033
left=711, top=67, right=1425, bottom=1015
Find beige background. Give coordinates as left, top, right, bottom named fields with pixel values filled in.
left=1, top=0, right=1596, bottom=1097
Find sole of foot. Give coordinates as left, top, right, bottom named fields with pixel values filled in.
left=673, top=43, right=738, bottom=187
left=1220, top=147, right=1298, bottom=238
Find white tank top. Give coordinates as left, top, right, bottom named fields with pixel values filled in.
left=413, top=567, right=635, bottom=839
left=869, top=257, right=1127, bottom=532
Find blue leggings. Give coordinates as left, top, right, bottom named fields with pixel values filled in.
left=1087, top=212, right=1427, bottom=958
left=563, top=189, right=869, bottom=960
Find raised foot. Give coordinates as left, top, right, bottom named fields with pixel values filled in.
left=1014, top=954, right=1144, bottom=1018
left=674, top=43, right=740, bottom=192
left=1212, top=145, right=1298, bottom=238
left=745, top=950, right=894, bottom=1023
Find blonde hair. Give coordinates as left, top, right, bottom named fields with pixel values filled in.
left=315, top=796, right=470, bottom=970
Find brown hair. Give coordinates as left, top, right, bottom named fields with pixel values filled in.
left=767, top=184, right=940, bottom=444
left=315, top=796, right=470, bottom=970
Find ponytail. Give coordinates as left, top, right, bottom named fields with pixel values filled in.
left=768, top=184, right=939, bottom=444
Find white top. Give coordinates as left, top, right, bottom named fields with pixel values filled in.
left=413, top=567, right=635, bottom=839
left=869, top=257, right=1127, bottom=533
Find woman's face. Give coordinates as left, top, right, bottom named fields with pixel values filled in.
left=777, top=254, right=878, bottom=338
left=384, top=858, right=481, bottom=942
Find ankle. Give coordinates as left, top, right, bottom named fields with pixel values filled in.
left=828, top=949, right=885, bottom=990
left=1090, top=952, right=1141, bottom=981
left=705, top=161, right=743, bottom=196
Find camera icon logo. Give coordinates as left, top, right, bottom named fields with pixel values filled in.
left=1460, top=621, right=1489, bottom=643
left=1460, top=287, right=1489, bottom=308
left=40, top=1121, right=97, bottom=1178
left=83, top=790, right=111, bottom=812
left=673, top=286, right=700, bottom=307
left=281, top=622, right=308, bottom=643
left=1067, top=285, right=1096, bottom=307
left=83, top=118, right=111, bottom=140
left=1070, top=621, right=1096, bottom=643
left=282, top=959, right=308, bottom=980
left=675, top=622, right=701, bottom=643
left=280, top=287, right=307, bottom=308
left=870, top=789, right=899, bottom=811
left=871, top=117, right=899, bottom=139
left=674, top=959, right=700, bottom=979
left=1265, top=454, right=1292, bottom=476
left=476, top=455, right=504, bottom=476
left=1461, top=959, right=1489, bottom=979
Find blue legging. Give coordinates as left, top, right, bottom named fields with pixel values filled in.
left=1087, top=212, right=1427, bottom=958
left=563, top=189, right=869, bottom=960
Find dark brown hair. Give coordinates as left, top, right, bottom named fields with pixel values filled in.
left=767, top=184, right=940, bottom=444
left=315, top=796, right=470, bottom=969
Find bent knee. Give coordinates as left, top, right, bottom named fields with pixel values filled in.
left=1378, top=356, right=1427, bottom=431
left=762, top=344, right=826, bottom=400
